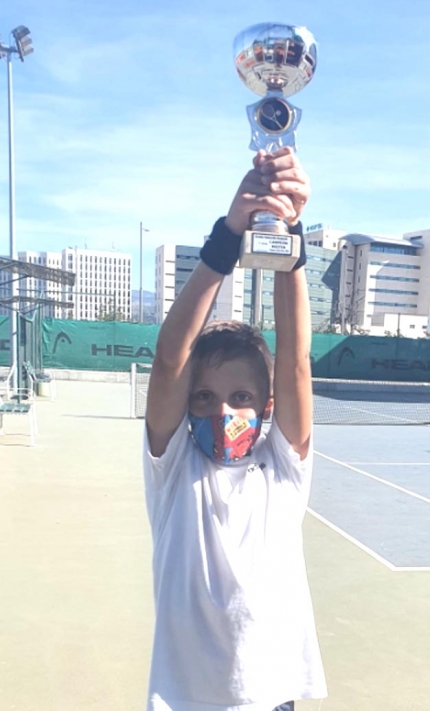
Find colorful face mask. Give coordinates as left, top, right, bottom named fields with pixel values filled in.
left=188, top=413, right=263, bottom=465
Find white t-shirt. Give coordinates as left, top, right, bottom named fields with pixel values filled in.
left=143, top=417, right=327, bottom=711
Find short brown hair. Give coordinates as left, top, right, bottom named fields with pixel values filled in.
left=191, top=321, right=274, bottom=398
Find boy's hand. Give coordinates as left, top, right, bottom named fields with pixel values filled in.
left=225, top=147, right=310, bottom=235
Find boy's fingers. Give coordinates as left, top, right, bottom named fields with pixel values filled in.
left=243, top=193, right=295, bottom=219
left=253, top=149, right=267, bottom=168
left=261, top=167, right=308, bottom=185
left=259, top=155, right=296, bottom=175
left=269, top=180, right=310, bottom=199
left=260, top=145, right=295, bottom=160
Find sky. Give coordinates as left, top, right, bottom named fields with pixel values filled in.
left=1, top=0, right=430, bottom=291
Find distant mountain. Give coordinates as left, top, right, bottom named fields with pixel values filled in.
left=131, top=289, right=155, bottom=322
left=132, top=289, right=155, bottom=307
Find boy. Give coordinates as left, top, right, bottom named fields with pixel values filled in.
left=144, top=147, right=327, bottom=711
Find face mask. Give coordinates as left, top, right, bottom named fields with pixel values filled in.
left=188, top=413, right=263, bottom=465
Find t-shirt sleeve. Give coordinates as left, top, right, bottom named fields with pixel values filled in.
left=143, top=416, right=191, bottom=525
left=265, top=416, right=313, bottom=509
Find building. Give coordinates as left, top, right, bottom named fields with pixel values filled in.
left=155, top=238, right=340, bottom=332
left=17, top=251, right=64, bottom=318
left=64, top=247, right=131, bottom=321
left=338, top=232, right=429, bottom=336
left=241, top=247, right=340, bottom=331
left=155, top=245, right=199, bottom=324
left=0, top=248, right=132, bottom=321
left=305, top=223, right=347, bottom=250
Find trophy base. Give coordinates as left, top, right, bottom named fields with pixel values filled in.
left=239, top=228, right=301, bottom=271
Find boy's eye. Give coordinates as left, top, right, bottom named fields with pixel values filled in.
left=232, top=391, right=252, bottom=404
left=192, top=390, right=213, bottom=403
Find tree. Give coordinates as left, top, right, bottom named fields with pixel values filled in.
left=97, top=306, right=126, bottom=322
left=334, top=291, right=366, bottom=334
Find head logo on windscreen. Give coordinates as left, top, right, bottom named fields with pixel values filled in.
left=337, top=346, right=355, bottom=366
left=52, top=331, right=72, bottom=354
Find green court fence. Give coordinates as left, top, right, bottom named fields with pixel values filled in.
left=0, top=317, right=430, bottom=382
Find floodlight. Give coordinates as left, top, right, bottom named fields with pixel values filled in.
left=12, top=25, right=30, bottom=40
left=12, top=25, right=33, bottom=62
left=0, top=23, right=34, bottom=390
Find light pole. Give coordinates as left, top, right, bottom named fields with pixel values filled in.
left=0, top=26, right=33, bottom=389
left=139, top=222, right=150, bottom=323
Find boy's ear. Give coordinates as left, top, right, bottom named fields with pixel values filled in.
left=263, top=396, right=274, bottom=421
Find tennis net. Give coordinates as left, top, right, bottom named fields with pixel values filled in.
left=130, top=363, right=430, bottom=425
left=312, top=378, right=430, bottom=425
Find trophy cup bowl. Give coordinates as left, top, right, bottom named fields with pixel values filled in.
left=233, top=23, right=317, bottom=271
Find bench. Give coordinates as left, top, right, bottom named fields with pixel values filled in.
left=0, top=364, right=16, bottom=399
left=23, top=361, right=56, bottom=401
left=0, top=395, right=37, bottom=446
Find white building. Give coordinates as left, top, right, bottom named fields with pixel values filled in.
left=155, top=245, right=195, bottom=324
left=155, top=240, right=337, bottom=330
left=213, top=270, right=245, bottom=322
left=305, top=223, right=347, bottom=250
left=17, top=251, right=64, bottom=318
left=338, top=232, right=429, bottom=336
left=64, top=247, right=131, bottom=321
left=155, top=244, right=245, bottom=324
left=0, top=248, right=132, bottom=321
left=154, top=225, right=430, bottom=338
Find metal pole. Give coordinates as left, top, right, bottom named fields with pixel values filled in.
left=252, top=268, right=263, bottom=327
left=7, top=52, right=18, bottom=390
left=139, top=222, right=143, bottom=323
left=139, top=225, right=150, bottom=323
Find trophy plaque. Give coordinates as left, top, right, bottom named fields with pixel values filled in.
left=233, top=23, right=317, bottom=270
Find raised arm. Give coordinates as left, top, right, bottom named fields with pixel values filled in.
left=273, top=267, right=312, bottom=459
left=146, top=262, right=223, bottom=457
left=258, top=148, right=312, bottom=459
left=146, top=154, right=292, bottom=457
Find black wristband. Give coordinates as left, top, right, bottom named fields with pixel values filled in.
left=289, top=221, right=307, bottom=270
left=200, top=217, right=242, bottom=275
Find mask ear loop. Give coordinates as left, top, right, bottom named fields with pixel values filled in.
left=262, top=394, right=274, bottom=421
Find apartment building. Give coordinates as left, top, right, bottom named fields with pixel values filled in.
left=155, top=245, right=199, bottom=324
left=155, top=239, right=340, bottom=331
left=0, top=248, right=132, bottom=321
left=339, top=232, right=429, bottom=336
left=64, top=248, right=131, bottom=321
left=241, top=245, right=340, bottom=331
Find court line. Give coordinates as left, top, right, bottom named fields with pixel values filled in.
left=314, top=399, right=426, bottom=424
left=339, top=404, right=419, bottom=424
left=346, top=462, right=430, bottom=466
left=307, top=508, right=430, bottom=572
left=314, top=450, right=430, bottom=506
left=307, top=508, right=395, bottom=570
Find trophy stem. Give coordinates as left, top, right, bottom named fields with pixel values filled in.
left=251, top=211, right=289, bottom=234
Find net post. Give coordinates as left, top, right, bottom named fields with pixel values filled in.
left=130, top=362, right=136, bottom=419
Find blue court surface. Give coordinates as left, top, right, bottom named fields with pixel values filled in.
left=309, top=425, right=430, bottom=570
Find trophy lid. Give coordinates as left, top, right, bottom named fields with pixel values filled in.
left=234, top=23, right=317, bottom=97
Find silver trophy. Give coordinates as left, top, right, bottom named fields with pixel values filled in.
left=233, top=23, right=317, bottom=270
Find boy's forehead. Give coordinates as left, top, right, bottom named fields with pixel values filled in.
left=192, top=357, right=261, bottom=388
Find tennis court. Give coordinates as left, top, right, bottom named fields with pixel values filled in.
left=1, top=379, right=429, bottom=710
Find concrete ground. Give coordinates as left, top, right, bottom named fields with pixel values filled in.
left=1, top=381, right=429, bottom=711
